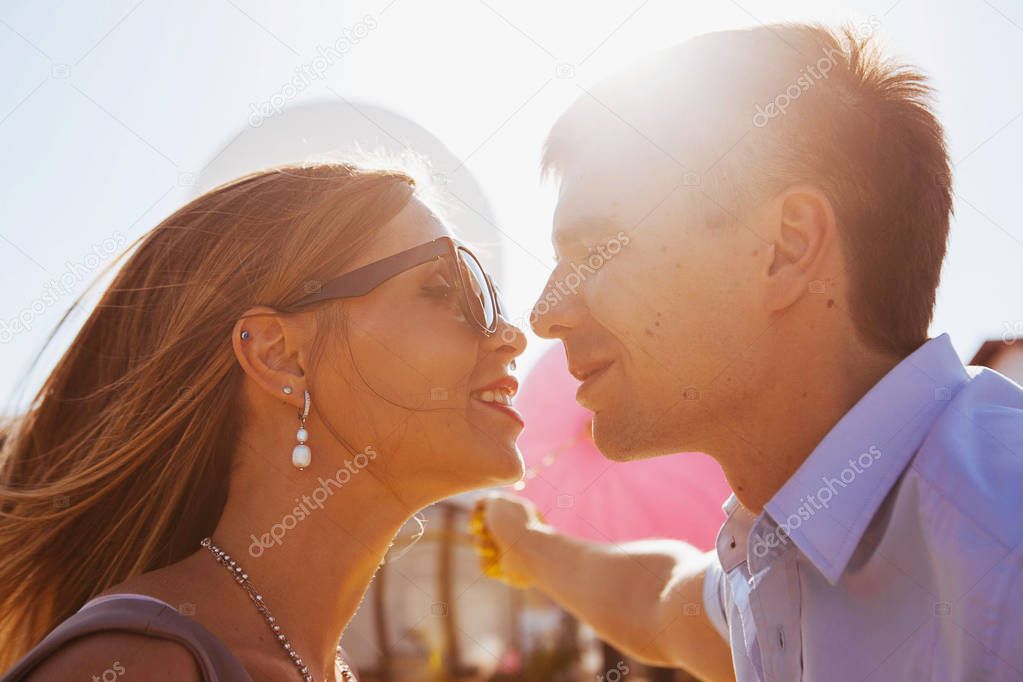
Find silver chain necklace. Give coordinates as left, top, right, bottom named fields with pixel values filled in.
left=200, top=537, right=355, bottom=682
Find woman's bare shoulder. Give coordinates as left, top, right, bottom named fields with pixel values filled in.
left=23, top=631, right=201, bottom=682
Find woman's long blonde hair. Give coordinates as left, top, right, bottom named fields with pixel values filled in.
left=0, top=162, right=416, bottom=668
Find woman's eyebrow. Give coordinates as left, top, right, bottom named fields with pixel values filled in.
left=422, top=259, right=452, bottom=279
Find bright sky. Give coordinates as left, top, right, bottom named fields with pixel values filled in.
left=2, top=0, right=1021, bottom=411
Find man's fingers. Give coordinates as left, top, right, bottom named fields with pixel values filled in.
left=469, top=508, right=486, bottom=535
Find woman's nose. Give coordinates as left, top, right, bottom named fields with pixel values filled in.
left=489, top=313, right=527, bottom=366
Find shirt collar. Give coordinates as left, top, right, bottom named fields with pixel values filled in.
left=762, top=333, right=969, bottom=584
left=715, top=493, right=760, bottom=572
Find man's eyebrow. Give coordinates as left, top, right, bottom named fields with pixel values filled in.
left=552, top=217, right=622, bottom=257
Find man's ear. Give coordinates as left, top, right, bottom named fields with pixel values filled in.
left=231, top=306, right=313, bottom=408
left=763, top=185, right=837, bottom=312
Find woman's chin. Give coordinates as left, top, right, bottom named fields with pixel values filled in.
left=493, top=446, right=525, bottom=484
left=466, top=443, right=525, bottom=490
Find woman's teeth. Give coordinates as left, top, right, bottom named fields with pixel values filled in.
left=472, top=389, right=513, bottom=406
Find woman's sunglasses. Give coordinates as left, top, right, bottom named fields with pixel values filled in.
left=291, top=236, right=506, bottom=336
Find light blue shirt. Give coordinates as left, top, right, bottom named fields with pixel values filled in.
left=702, top=334, right=1023, bottom=681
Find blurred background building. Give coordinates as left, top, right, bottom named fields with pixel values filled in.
left=971, top=336, right=1023, bottom=384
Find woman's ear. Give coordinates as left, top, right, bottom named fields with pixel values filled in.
left=231, top=306, right=314, bottom=408
left=762, top=185, right=837, bottom=312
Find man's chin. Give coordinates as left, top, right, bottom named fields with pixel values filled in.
left=591, top=411, right=688, bottom=462
left=591, top=412, right=652, bottom=462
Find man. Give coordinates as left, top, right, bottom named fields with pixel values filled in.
left=477, top=23, right=1023, bottom=682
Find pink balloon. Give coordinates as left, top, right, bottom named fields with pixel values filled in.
left=512, top=345, right=732, bottom=551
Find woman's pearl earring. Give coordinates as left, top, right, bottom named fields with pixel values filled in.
left=291, top=389, right=312, bottom=470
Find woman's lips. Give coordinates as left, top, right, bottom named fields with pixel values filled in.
left=470, top=374, right=522, bottom=427
left=472, top=394, right=525, bottom=426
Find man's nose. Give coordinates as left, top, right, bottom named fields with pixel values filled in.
left=530, top=269, right=577, bottom=339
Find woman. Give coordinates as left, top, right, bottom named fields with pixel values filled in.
left=0, top=162, right=526, bottom=681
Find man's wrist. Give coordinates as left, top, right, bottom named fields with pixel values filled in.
left=513, top=522, right=556, bottom=579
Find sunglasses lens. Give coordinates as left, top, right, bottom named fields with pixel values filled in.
left=457, top=248, right=496, bottom=332
left=494, top=286, right=507, bottom=317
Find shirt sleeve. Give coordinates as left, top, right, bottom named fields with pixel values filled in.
left=702, top=556, right=729, bottom=641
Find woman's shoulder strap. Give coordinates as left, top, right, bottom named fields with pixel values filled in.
left=0, top=595, right=251, bottom=682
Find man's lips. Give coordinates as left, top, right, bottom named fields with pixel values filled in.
left=569, top=360, right=614, bottom=383
left=572, top=359, right=615, bottom=406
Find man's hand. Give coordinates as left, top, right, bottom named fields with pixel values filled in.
left=469, top=491, right=735, bottom=680
left=471, top=492, right=547, bottom=589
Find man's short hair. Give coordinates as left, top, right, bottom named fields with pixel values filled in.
left=543, top=23, right=953, bottom=356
